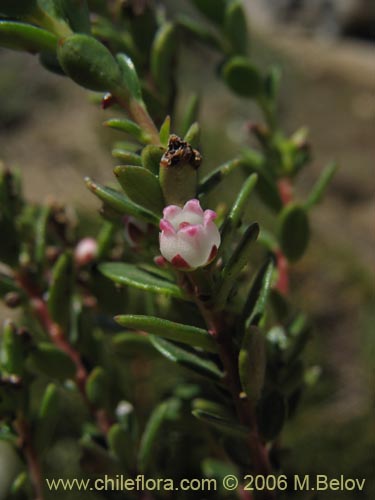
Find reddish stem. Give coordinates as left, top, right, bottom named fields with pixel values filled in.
left=277, top=178, right=293, bottom=206
left=275, top=250, right=289, bottom=296
left=16, top=273, right=113, bottom=435
left=14, top=416, right=44, bottom=500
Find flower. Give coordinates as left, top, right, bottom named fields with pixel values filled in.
left=159, top=199, right=220, bottom=270
left=74, top=238, right=97, bottom=266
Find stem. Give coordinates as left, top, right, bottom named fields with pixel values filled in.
left=26, top=4, right=73, bottom=37
left=14, top=415, right=44, bottom=500
left=16, top=273, right=113, bottom=436
left=187, top=275, right=275, bottom=500
left=115, top=93, right=161, bottom=146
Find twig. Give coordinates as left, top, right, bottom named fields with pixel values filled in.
left=14, top=415, right=44, bottom=500
left=16, top=273, right=113, bottom=436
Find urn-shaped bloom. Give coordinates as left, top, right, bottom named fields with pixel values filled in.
left=159, top=199, right=220, bottom=270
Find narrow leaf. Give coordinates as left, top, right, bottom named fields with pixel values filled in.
left=216, top=223, right=260, bottom=306
left=99, top=262, right=189, bottom=300
left=242, top=258, right=275, bottom=327
left=116, top=53, right=143, bottom=101
left=47, top=252, right=74, bottom=332
left=28, top=343, right=76, bottom=381
left=192, top=409, right=249, bottom=437
left=159, top=115, right=170, bottom=147
left=104, top=118, right=150, bottom=143
left=198, top=158, right=244, bottom=194
left=151, top=22, right=177, bottom=95
left=150, top=336, right=223, bottom=381
left=222, top=57, right=263, bottom=98
left=305, top=162, right=338, bottom=209
left=85, top=177, right=159, bottom=225
left=114, top=315, right=217, bottom=352
left=224, top=1, right=248, bottom=55
left=112, top=149, right=142, bottom=165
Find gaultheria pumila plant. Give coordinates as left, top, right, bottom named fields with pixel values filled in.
left=0, top=1, right=337, bottom=499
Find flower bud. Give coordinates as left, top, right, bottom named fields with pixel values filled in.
left=74, top=237, right=97, bottom=266
left=159, top=135, right=201, bottom=206
left=159, top=199, right=220, bottom=270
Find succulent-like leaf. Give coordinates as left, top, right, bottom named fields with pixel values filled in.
left=141, top=145, right=165, bottom=175
left=191, top=0, right=227, bottom=25
left=104, top=118, right=150, bottom=143
left=159, top=115, right=170, bottom=147
left=0, top=21, right=57, bottom=53
left=114, top=165, right=164, bottom=215
left=181, top=93, right=200, bottom=137
left=278, top=203, right=310, bottom=261
left=116, top=53, right=143, bottom=102
left=85, top=366, right=110, bottom=407
left=57, top=34, right=121, bottom=91
left=192, top=408, right=249, bottom=437
left=222, top=56, right=262, bottom=98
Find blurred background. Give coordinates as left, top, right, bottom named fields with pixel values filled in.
left=0, top=0, right=374, bottom=498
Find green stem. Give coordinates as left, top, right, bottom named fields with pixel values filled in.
left=26, top=4, right=72, bottom=37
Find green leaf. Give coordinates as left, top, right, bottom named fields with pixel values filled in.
left=239, top=326, right=266, bottom=403
left=191, top=0, right=227, bottom=25
left=183, top=122, right=200, bottom=149
left=181, top=93, right=200, bottom=137
left=241, top=149, right=283, bottom=212
left=35, top=383, right=60, bottom=454
left=112, top=149, right=142, bottom=165
left=278, top=203, right=310, bottom=261
left=85, top=177, right=159, bottom=225
left=28, top=343, right=76, bottom=381
left=138, top=400, right=172, bottom=472
left=114, top=315, right=217, bottom=353
left=150, top=336, right=223, bottom=381
left=112, top=332, right=156, bottom=357
left=96, top=221, right=116, bottom=260
left=151, top=22, right=177, bottom=96
left=216, top=223, right=260, bottom=306
left=222, top=56, right=263, bottom=98
left=0, top=20, right=57, bottom=54
left=257, top=390, right=286, bottom=441
left=198, top=158, right=244, bottom=194
left=57, top=34, right=121, bottom=91
left=242, top=258, right=275, bottom=327
left=108, top=423, right=135, bottom=469
left=60, top=0, right=91, bottom=34
left=159, top=115, right=170, bottom=147
left=116, top=53, right=143, bottom=102
left=114, top=165, right=164, bottom=215
left=99, top=262, right=189, bottom=300
left=2, top=320, right=27, bottom=376
left=141, top=145, right=164, bottom=175
left=47, top=252, right=74, bottom=332
left=220, top=172, right=258, bottom=246
left=177, top=15, right=222, bottom=51
left=86, top=366, right=110, bottom=408
left=264, top=66, right=282, bottom=102
left=192, top=408, right=249, bottom=437
left=34, top=205, right=50, bottom=269
left=224, top=1, right=248, bottom=55
left=285, top=313, right=311, bottom=362
left=104, top=118, right=150, bottom=143
left=305, top=162, right=338, bottom=209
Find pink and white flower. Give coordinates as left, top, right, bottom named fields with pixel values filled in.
left=74, top=237, right=98, bottom=266
left=159, top=199, right=220, bottom=270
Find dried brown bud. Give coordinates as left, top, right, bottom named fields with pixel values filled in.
left=160, top=135, right=202, bottom=170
